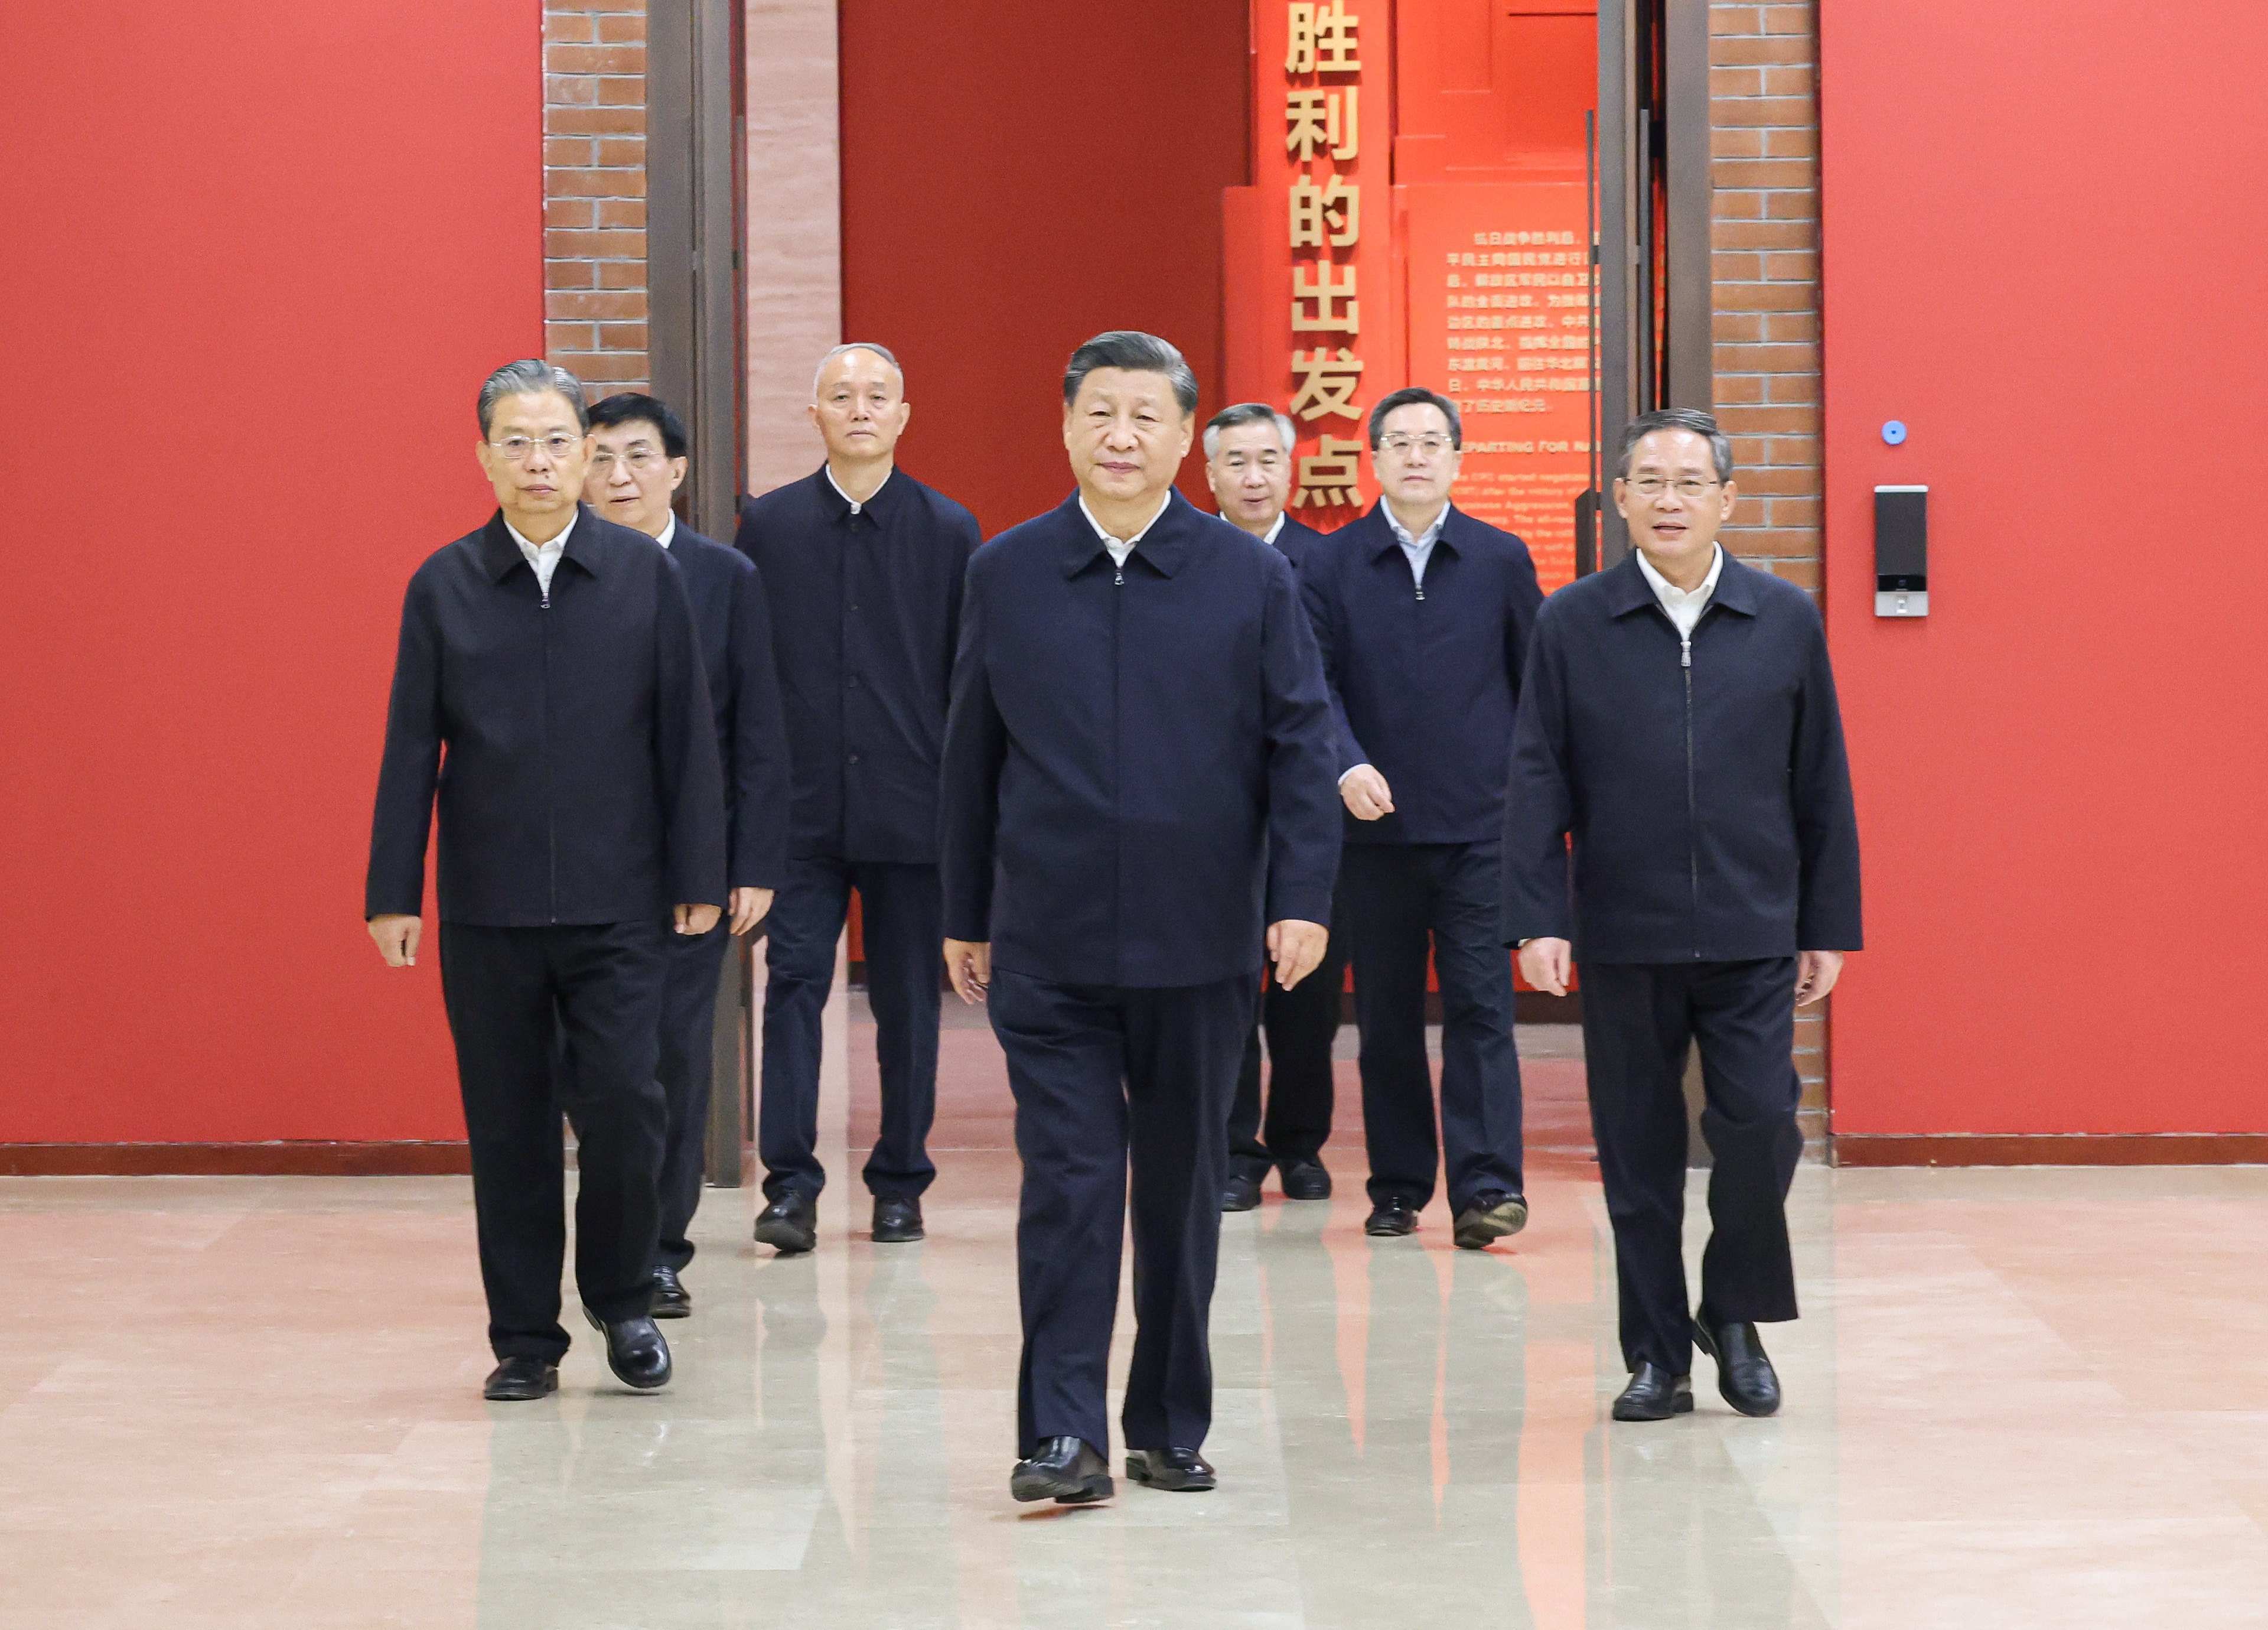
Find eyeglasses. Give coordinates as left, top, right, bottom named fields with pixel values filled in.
left=589, top=448, right=666, bottom=473
left=1624, top=477, right=1722, bottom=499
left=488, top=434, right=585, bottom=464
left=1377, top=435, right=1454, bottom=457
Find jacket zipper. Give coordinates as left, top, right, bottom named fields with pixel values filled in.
left=1682, top=629, right=1699, bottom=958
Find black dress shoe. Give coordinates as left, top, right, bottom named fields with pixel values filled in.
left=1010, top=1436, right=1114, bottom=1504
left=1279, top=1157, right=1332, bottom=1200
left=650, top=1265, right=691, bottom=1319
left=1452, top=1190, right=1530, bottom=1250
left=1695, top=1317, right=1782, bottom=1417
left=1221, top=1173, right=1262, bottom=1212
left=754, top=1192, right=817, bottom=1254
left=583, top=1309, right=672, bottom=1391
left=1364, top=1195, right=1419, bottom=1236
left=483, top=1356, right=558, bottom=1401
left=1126, top=1447, right=1217, bottom=1491
left=1612, top=1362, right=1694, bottom=1421
left=872, top=1196, right=925, bottom=1243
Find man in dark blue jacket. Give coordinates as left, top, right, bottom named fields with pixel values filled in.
left=1203, top=401, right=1345, bottom=1212
left=367, top=360, right=728, bottom=1403
left=1304, top=387, right=1543, bottom=1250
left=586, top=393, right=790, bottom=1317
left=1505, top=407, right=1861, bottom=1424
left=940, top=333, right=1341, bottom=1505
left=735, top=344, right=982, bottom=1252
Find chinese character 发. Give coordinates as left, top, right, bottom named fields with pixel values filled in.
left=1288, top=176, right=1359, bottom=249
left=1285, top=87, right=1359, bottom=162
left=1295, top=434, right=1365, bottom=508
left=1291, top=263, right=1359, bottom=334
left=1286, top=2, right=1361, bottom=76
left=1288, top=348, right=1364, bottom=422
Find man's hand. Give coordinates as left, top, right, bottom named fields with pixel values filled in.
left=1517, top=936, right=1573, bottom=997
left=1794, top=949, right=1844, bottom=1007
left=369, top=915, right=422, bottom=968
left=1267, top=919, right=1330, bottom=991
left=729, top=887, right=774, bottom=937
left=674, top=903, right=722, bottom=936
left=944, top=939, right=991, bottom=1005
left=1341, top=764, right=1395, bottom=821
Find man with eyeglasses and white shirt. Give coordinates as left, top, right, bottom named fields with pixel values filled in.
left=1298, top=386, right=1542, bottom=1250
left=366, top=360, right=728, bottom=1402
left=1503, top=407, right=1861, bottom=1424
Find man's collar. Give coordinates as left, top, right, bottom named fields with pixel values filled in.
left=1078, top=490, right=1171, bottom=548
left=1381, top=499, right=1451, bottom=550
left=819, top=461, right=897, bottom=520
left=1262, top=511, right=1287, bottom=546
left=1061, top=490, right=1192, bottom=577
left=1609, top=544, right=1757, bottom=617
left=1634, top=542, right=1722, bottom=603
left=484, top=506, right=588, bottom=580
left=653, top=514, right=677, bottom=550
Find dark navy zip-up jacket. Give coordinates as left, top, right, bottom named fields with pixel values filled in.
left=735, top=466, right=981, bottom=864
left=939, top=491, right=1343, bottom=988
left=1499, top=551, right=1862, bottom=962
left=1301, top=502, right=1543, bottom=845
left=366, top=507, right=728, bottom=926
left=664, top=523, right=791, bottom=890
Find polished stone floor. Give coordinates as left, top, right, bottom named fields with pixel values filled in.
left=8, top=987, right=2268, bottom=1627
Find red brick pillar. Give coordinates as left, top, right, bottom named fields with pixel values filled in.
left=543, top=0, right=650, bottom=395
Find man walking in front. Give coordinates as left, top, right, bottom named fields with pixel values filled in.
left=366, top=360, right=727, bottom=1401
left=585, top=392, right=790, bottom=1316
left=736, top=344, right=982, bottom=1251
left=1203, top=401, right=1344, bottom=1212
left=940, top=333, right=1341, bottom=1504
left=1304, top=388, right=1542, bottom=1248
left=1505, top=406, right=1861, bottom=1421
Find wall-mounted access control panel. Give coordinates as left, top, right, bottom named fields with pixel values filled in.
left=1875, top=485, right=1928, bottom=617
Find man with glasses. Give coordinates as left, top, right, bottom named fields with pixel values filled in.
left=584, top=392, right=790, bottom=1317
left=1301, top=386, right=1542, bottom=1248
left=1202, top=402, right=1345, bottom=1211
left=1504, top=406, right=1861, bottom=1423
left=735, top=344, right=982, bottom=1252
left=366, top=360, right=728, bottom=1401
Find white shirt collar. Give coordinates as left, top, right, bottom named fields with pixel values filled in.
left=826, top=464, right=891, bottom=516
left=1079, top=492, right=1172, bottom=568
left=503, top=510, right=576, bottom=594
left=1383, top=502, right=1449, bottom=551
left=1635, top=544, right=1725, bottom=637
left=653, top=515, right=677, bottom=551
left=1262, top=512, right=1287, bottom=546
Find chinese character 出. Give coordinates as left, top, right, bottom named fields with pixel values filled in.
left=1291, top=263, right=1359, bottom=333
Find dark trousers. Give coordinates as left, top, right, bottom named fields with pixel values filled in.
left=1340, top=841, right=1525, bottom=1212
left=1227, top=931, right=1345, bottom=1178
left=1580, top=957, right=1804, bottom=1374
left=758, top=857, right=941, bottom=1202
left=438, top=920, right=668, bottom=1363
left=654, top=921, right=733, bottom=1272
left=988, top=967, right=1252, bottom=1455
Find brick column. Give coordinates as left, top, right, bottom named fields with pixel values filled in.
left=543, top=0, right=650, bottom=395
left=1710, top=1, right=1830, bottom=1149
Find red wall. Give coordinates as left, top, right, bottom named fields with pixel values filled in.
left=1820, top=1, right=2268, bottom=1134
left=838, top=3, right=1250, bottom=536
left=0, top=4, right=543, bottom=1141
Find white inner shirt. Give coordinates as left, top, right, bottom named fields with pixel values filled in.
left=653, top=515, right=677, bottom=550
left=505, top=510, right=578, bottom=598
left=1635, top=543, right=1725, bottom=641
left=827, top=464, right=891, bottom=516
left=1383, top=502, right=1449, bottom=588
left=1080, top=493, right=1171, bottom=570
left=1262, top=511, right=1288, bottom=548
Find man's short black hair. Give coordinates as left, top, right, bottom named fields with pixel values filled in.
left=1366, top=387, right=1462, bottom=450
left=1063, top=330, right=1201, bottom=418
left=588, top=392, right=689, bottom=460
left=1615, top=406, right=1733, bottom=483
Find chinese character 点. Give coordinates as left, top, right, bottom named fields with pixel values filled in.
left=1295, top=434, right=1365, bottom=508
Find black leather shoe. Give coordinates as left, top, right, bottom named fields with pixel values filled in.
left=1126, top=1447, right=1217, bottom=1491
left=1279, top=1157, right=1332, bottom=1200
left=1221, top=1173, right=1262, bottom=1212
left=1364, top=1195, right=1419, bottom=1236
left=483, top=1356, right=558, bottom=1401
left=754, top=1192, right=817, bottom=1254
left=1612, top=1362, right=1694, bottom=1421
left=1695, top=1317, right=1782, bottom=1417
left=1010, top=1436, right=1113, bottom=1504
left=583, top=1309, right=672, bottom=1391
left=872, top=1196, right=924, bottom=1243
left=650, top=1265, right=691, bottom=1319
left=1452, top=1190, right=1530, bottom=1250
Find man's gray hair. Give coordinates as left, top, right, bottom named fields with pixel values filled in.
left=1063, top=330, right=1200, bottom=418
left=813, top=341, right=904, bottom=399
left=478, top=359, right=588, bottom=437
left=1203, top=401, right=1296, bottom=459
left=1616, top=406, right=1734, bottom=483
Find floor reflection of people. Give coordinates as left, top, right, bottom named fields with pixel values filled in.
left=1591, top=1422, right=1813, bottom=1628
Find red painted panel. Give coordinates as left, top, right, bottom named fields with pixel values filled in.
left=0, top=4, right=543, bottom=1140
left=1820, top=1, right=2268, bottom=1134
left=838, top=2, right=1250, bottom=538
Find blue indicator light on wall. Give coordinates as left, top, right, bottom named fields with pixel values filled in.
left=1882, top=419, right=1908, bottom=445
